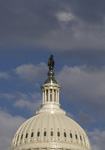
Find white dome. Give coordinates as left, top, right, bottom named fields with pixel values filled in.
left=11, top=107, right=91, bottom=150
left=11, top=56, right=91, bottom=150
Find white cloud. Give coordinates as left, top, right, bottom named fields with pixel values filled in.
left=56, top=12, right=75, bottom=22
left=88, top=129, right=105, bottom=150
left=15, top=63, right=48, bottom=81
left=0, top=110, right=26, bottom=150
left=0, top=93, right=16, bottom=100
left=57, top=65, right=105, bottom=100
left=14, top=99, right=41, bottom=112
left=57, top=65, right=105, bottom=115
left=13, top=92, right=42, bottom=112
left=0, top=72, right=10, bottom=79
left=0, top=91, right=42, bottom=113
left=0, top=92, right=42, bottom=150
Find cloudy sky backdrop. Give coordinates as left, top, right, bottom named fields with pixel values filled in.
left=0, top=1, right=105, bottom=150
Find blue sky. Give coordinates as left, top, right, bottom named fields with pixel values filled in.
left=0, top=1, right=105, bottom=150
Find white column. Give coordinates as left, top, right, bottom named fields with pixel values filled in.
left=43, top=91, right=45, bottom=103
left=54, top=89, right=55, bottom=102
left=58, top=89, right=59, bottom=103
left=52, top=89, right=54, bottom=102
left=48, top=89, right=50, bottom=102
left=52, top=89, right=55, bottom=102
left=45, top=89, right=46, bottom=103
left=56, top=89, right=57, bottom=102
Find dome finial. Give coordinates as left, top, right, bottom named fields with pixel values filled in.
left=44, top=55, right=57, bottom=84
left=48, top=55, right=55, bottom=71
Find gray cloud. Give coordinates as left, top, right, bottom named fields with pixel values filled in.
left=56, top=65, right=105, bottom=118
left=77, top=112, right=94, bottom=126
left=0, top=0, right=60, bottom=46
left=1, top=0, right=105, bottom=51
left=70, top=1, right=105, bottom=24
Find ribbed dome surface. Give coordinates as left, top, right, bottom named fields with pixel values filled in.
left=11, top=111, right=91, bottom=150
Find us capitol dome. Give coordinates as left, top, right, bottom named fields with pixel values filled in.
left=11, top=55, right=91, bottom=150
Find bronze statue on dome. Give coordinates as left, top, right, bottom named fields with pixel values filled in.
left=48, top=55, right=55, bottom=71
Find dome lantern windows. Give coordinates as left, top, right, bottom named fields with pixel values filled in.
left=25, top=133, right=28, bottom=139
left=51, top=131, right=53, bottom=136
left=80, top=135, right=82, bottom=141
left=41, top=84, right=61, bottom=105
left=75, top=134, right=78, bottom=139
left=17, top=135, right=19, bottom=142
left=64, top=132, right=66, bottom=137
left=37, top=131, right=40, bottom=137
left=50, top=89, right=52, bottom=101
left=31, top=132, right=34, bottom=138
left=46, top=89, right=48, bottom=102
left=21, top=134, right=23, bottom=140
left=70, top=133, right=72, bottom=138
left=44, top=131, right=47, bottom=136
left=57, top=131, right=60, bottom=137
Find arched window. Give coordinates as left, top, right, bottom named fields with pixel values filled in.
left=75, top=134, right=78, bottom=139
left=80, top=135, right=82, bottom=141
left=31, top=132, right=34, bottom=137
left=51, top=131, right=53, bottom=136
left=44, top=131, right=47, bottom=136
left=64, top=132, right=66, bottom=137
left=26, top=133, right=28, bottom=138
left=21, top=134, right=23, bottom=139
left=70, top=133, right=72, bottom=138
left=57, top=131, right=60, bottom=137
left=17, top=135, right=19, bottom=141
left=37, top=131, right=40, bottom=137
